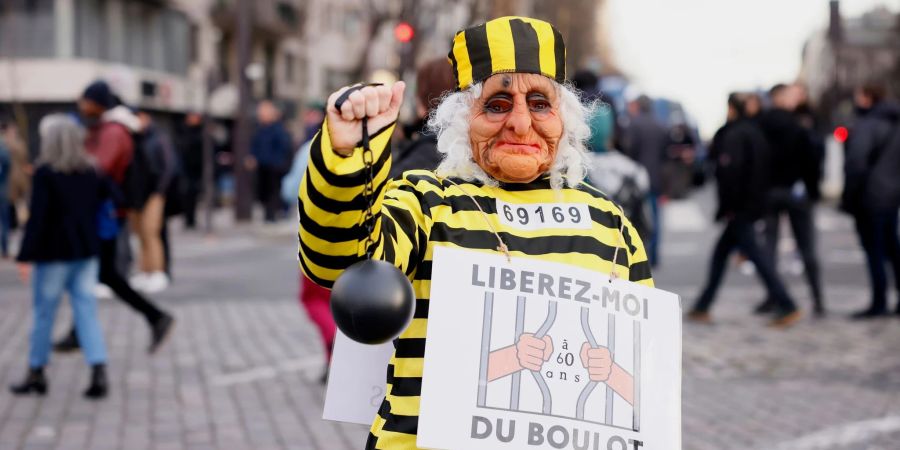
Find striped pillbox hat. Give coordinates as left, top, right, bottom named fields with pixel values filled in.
left=448, top=16, right=566, bottom=91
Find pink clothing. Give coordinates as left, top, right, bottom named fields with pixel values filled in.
left=300, top=274, right=336, bottom=361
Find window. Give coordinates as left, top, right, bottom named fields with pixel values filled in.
left=1, top=0, right=56, bottom=58
left=72, top=0, right=191, bottom=75
left=285, top=53, right=295, bottom=83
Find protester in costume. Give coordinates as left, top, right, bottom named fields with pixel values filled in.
left=298, top=17, right=652, bottom=449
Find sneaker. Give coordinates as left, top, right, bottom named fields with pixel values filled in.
left=148, top=314, right=175, bottom=354
left=94, top=283, right=114, bottom=300
left=141, top=272, right=170, bottom=294
left=129, top=272, right=149, bottom=291
left=770, top=309, right=803, bottom=328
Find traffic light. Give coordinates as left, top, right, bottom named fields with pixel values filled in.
left=394, top=21, right=414, bottom=43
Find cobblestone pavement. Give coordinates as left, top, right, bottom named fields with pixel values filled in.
left=1, top=195, right=899, bottom=450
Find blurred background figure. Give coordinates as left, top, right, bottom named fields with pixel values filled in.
left=127, top=110, right=176, bottom=293
left=573, top=70, right=653, bottom=243
left=281, top=103, right=333, bottom=384
left=0, top=133, right=10, bottom=259
left=177, top=112, right=205, bottom=230
left=55, top=80, right=174, bottom=355
left=756, top=83, right=825, bottom=316
left=11, top=114, right=109, bottom=400
left=247, top=100, right=293, bottom=223
left=689, top=93, right=801, bottom=327
left=841, top=82, right=900, bottom=318
left=390, top=57, right=456, bottom=177
left=2, top=121, right=31, bottom=232
left=622, top=94, right=668, bottom=266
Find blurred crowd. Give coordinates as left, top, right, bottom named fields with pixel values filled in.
left=2, top=58, right=898, bottom=400
left=686, top=82, right=900, bottom=325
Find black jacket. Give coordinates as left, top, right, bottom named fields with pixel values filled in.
left=842, top=101, right=900, bottom=213
left=177, top=124, right=204, bottom=181
left=17, top=166, right=110, bottom=263
left=390, top=124, right=442, bottom=178
left=126, top=125, right=176, bottom=210
left=713, top=119, right=772, bottom=221
left=757, top=108, right=820, bottom=200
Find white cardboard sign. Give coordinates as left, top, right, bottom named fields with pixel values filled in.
left=418, top=246, right=682, bottom=450
left=322, top=331, right=393, bottom=425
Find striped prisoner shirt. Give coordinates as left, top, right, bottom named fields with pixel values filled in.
left=298, top=121, right=653, bottom=449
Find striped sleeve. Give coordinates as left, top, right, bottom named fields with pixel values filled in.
left=622, top=214, right=653, bottom=287
left=298, top=119, right=435, bottom=287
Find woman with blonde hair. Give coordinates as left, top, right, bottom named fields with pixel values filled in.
left=11, top=114, right=109, bottom=399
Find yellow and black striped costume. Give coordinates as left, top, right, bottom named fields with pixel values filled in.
left=298, top=122, right=653, bottom=449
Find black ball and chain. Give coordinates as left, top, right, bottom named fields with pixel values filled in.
left=329, top=84, right=416, bottom=345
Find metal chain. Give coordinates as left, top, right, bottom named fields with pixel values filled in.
left=361, top=117, right=376, bottom=259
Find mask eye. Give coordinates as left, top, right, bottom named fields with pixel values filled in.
left=483, top=98, right=513, bottom=114
left=528, top=99, right=551, bottom=113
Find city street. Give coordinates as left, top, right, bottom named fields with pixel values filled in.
left=1, top=188, right=899, bottom=450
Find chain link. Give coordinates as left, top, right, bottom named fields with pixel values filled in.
left=361, top=117, right=376, bottom=259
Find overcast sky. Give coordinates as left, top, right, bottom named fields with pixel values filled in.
left=607, top=0, right=900, bottom=138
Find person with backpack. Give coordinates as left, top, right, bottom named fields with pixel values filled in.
left=571, top=70, right=653, bottom=243
left=54, top=80, right=175, bottom=354
left=127, top=110, right=176, bottom=293
left=841, top=83, right=900, bottom=319
left=10, top=114, right=111, bottom=399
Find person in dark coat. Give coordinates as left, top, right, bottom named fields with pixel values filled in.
left=247, top=100, right=293, bottom=222
left=756, top=83, right=825, bottom=315
left=10, top=114, right=110, bottom=399
left=390, top=57, right=456, bottom=177
left=177, top=112, right=205, bottom=229
left=623, top=95, right=668, bottom=266
left=841, top=83, right=900, bottom=318
left=689, top=94, right=801, bottom=327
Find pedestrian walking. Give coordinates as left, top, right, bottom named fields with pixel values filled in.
left=622, top=94, right=668, bottom=266
left=756, top=83, right=825, bottom=315
left=177, top=112, right=204, bottom=230
left=10, top=114, right=110, bottom=399
left=127, top=110, right=176, bottom=293
left=54, top=80, right=174, bottom=354
left=841, top=83, right=900, bottom=319
left=688, top=94, right=801, bottom=327
left=0, top=135, right=11, bottom=259
left=3, top=121, right=31, bottom=229
left=247, top=100, right=293, bottom=223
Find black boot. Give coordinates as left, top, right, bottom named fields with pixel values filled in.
left=83, top=364, right=108, bottom=399
left=53, top=328, right=80, bottom=353
left=9, top=367, right=47, bottom=395
left=148, top=313, right=175, bottom=355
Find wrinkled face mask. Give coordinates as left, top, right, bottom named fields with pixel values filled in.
left=468, top=73, right=563, bottom=184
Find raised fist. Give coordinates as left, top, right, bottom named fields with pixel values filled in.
left=325, top=81, right=406, bottom=155
left=516, top=333, right=553, bottom=371
left=580, top=342, right=612, bottom=382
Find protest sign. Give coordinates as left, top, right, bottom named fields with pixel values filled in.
left=418, top=246, right=682, bottom=450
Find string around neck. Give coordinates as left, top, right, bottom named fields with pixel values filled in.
left=442, top=178, right=511, bottom=263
